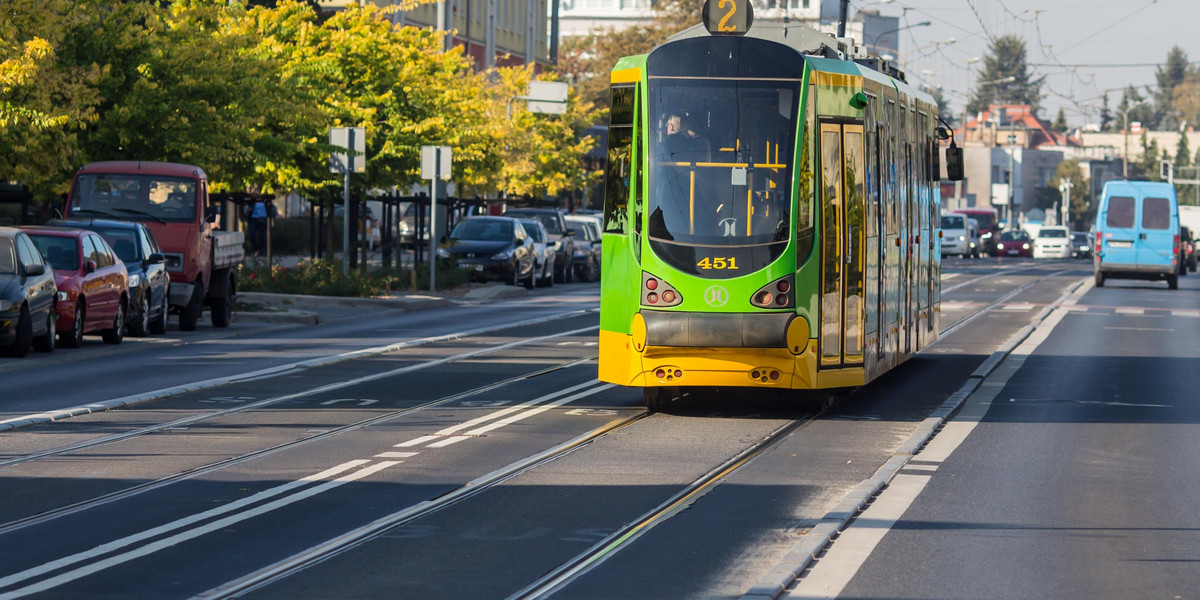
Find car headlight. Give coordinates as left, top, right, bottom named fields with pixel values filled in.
left=982, top=232, right=993, bottom=239
left=958, top=235, right=966, bottom=241
left=436, top=247, right=451, bottom=258
left=492, top=250, right=513, bottom=260
left=57, top=291, right=68, bottom=302
left=0, top=299, right=11, bottom=312
left=998, top=243, right=1005, bottom=250
left=573, top=249, right=588, bottom=257
left=128, top=273, right=141, bottom=288
left=1022, top=243, right=1031, bottom=249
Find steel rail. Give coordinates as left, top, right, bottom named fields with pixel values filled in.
left=0, top=323, right=600, bottom=470
left=0, top=354, right=598, bottom=537
left=196, top=401, right=650, bottom=600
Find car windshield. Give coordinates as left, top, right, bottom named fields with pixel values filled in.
left=508, top=212, right=561, bottom=235
left=26, top=234, right=78, bottom=271
left=941, top=216, right=965, bottom=229
left=450, top=219, right=512, bottom=242
left=567, top=220, right=594, bottom=241
left=1072, top=233, right=1088, bottom=244
left=93, top=228, right=141, bottom=262
left=1000, top=230, right=1028, bottom=241
left=518, top=220, right=545, bottom=243
left=1039, top=228, right=1067, bottom=238
left=0, top=238, right=15, bottom=275
left=69, top=174, right=198, bottom=224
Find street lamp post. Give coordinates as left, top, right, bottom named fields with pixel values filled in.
left=1117, top=100, right=1149, bottom=178
left=867, top=21, right=932, bottom=57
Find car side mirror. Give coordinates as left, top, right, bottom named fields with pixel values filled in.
left=25, top=263, right=45, bottom=277
left=205, top=207, right=219, bottom=223
left=565, top=228, right=577, bottom=237
left=85, top=260, right=97, bottom=274
left=945, top=146, right=964, bottom=181
left=147, top=252, right=165, bottom=265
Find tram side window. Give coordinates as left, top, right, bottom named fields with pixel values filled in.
left=603, top=85, right=636, bottom=234
left=796, top=84, right=816, bottom=263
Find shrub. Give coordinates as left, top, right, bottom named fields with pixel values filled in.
left=237, top=259, right=474, bottom=296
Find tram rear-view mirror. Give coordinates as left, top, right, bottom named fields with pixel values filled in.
left=945, top=146, right=964, bottom=181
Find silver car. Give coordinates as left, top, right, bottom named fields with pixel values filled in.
left=516, top=219, right=555, bottom=287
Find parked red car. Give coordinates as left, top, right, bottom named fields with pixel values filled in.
left=994, top=229, right=1033, bottom=257
left=22, top=227, right=129, bottom=347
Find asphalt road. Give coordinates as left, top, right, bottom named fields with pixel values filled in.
left=0, top=258, right=1195, bottom=600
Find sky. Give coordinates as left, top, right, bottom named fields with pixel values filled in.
left=855, top=0, right=1199, bottom=128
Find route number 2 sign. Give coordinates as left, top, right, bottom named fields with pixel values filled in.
left=702, top=0, right=754, bottom=36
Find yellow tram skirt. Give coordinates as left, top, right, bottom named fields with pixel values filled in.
left=598, top=330, right=865, bottom=390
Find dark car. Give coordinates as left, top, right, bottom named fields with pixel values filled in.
left=565, top=215, right=602, bottom=282
left=1180, top=226, right=1197, bottom=273
left=437, top=217, right=536, bottom=288
left=0, top=227, right=58, bottom=357
left=1071, top=231, right=1092, bottom=259
left=994, top=229, right=1033, bottom=257
left=503, top=208, right=576, bottom=283
left=22, top=227, right=129, bottom=347
left=49, top=219, right=169, bottom=336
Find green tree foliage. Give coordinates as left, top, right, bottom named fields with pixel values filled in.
left=556, top=0, right=699, bottom=112
left=966, top=35, right=1044, bottom=117
left=1154, top=46, right=1189, bottom=130
left=1114, top=86, right=1154, bottom=134
left=0, top=0, right=597, bottom=209
left=0, top=0, right=101, bottom=195
left=1052, top=108, right=1067, bottom=133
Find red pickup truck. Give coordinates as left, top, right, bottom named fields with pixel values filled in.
left=63, top=161, right=244, bottom=331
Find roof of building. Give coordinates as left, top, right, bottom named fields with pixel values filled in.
left=963, top=104, right=1075, bottom=149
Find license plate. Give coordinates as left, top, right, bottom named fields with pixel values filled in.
left=1109, top=241, right=1132, bottom=249
left=1007, top=250, right=1020, bottom=255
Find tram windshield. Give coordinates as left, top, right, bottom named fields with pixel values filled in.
left=646, top=77, right=801, bottom=277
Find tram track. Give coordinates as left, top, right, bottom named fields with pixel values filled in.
left=190, top=264, right=1080, bottom=599
left=0, top=353, right=598, bottom=537
left=939, top=266, right=1080, bottom=338
left=0, top=322, right=600, bottom=471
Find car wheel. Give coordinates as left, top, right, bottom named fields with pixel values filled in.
left=129, top=294, right=150, bottom=337
left=553, top=256, right=565, bottom=284
left=149, top=288, right=168, bottom=334
left=210, top=275, right=233, bottom=328
left=510, top=262, right=520, bottom=286
left=1094, top=270, right=1105, bottom=288
left=2, top=305, right=33, bottom=358
left=565, top=256, right=575, bottom=283
left=102, top=300, right=125, bottom=344
left=179, top=284, right=202, bottom=332
left=32, top=307, right=55, bottom=353
left=1168, top=274, right=1179, bottom=290
left=523, top=262, right=535, bottom=290
left=60, top=302, right=85, bottom=348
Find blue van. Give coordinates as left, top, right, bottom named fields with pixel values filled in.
left=1094, top=180, right=1180, bottom=289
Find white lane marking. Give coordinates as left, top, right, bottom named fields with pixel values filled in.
left=397, top=380, right=605, bottom=447
left=1078, top=400, right=1172, bottom=408
left=0, top=312, right=596, bottom=431
left=787, top=475, right=931, bottom=599
left=0, top=461, right=398, bottom=600
left=1001, top=303, right=1036, bottom=311
left=782, top=277, right=1094, bottom=598
left=1115, top=307, right=1145, bottom=315
left=1172, top=309, right=1200, bottom=318
left=373, top=452, right=419, bottom=459
left=0, top=460, right=371, bottom=592
left=423, top=383, right=616, bottom=449
left=1104, top=327, right=1173, bottom=332
left=941, top=273, right=960, bottom=280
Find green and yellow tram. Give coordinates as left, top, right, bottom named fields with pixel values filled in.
left=597, top=13, right=963, bottom=409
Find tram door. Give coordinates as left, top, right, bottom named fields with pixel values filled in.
left=819, top=122, right=866, bottom=367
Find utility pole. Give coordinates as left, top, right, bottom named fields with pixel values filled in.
left=1059, top=177, right=1073, bottom=229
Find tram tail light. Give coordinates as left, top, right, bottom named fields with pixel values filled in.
left=751, top=275, right=794, bottom=309
left=642, top=272, right=682, bottom=307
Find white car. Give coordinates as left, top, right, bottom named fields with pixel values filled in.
left=1032, top=226, right=1072, bottom=259
left=940, top=213, right=973, bottom=257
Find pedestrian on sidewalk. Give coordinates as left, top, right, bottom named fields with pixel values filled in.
left=246, top=198, right=277, bottom=255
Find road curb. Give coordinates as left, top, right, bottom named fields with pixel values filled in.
left=741, top=275, right=1091, bottom=600
left=237, top=291, right=457, bottom=312
left=235, top=309, right=320, bottom=326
